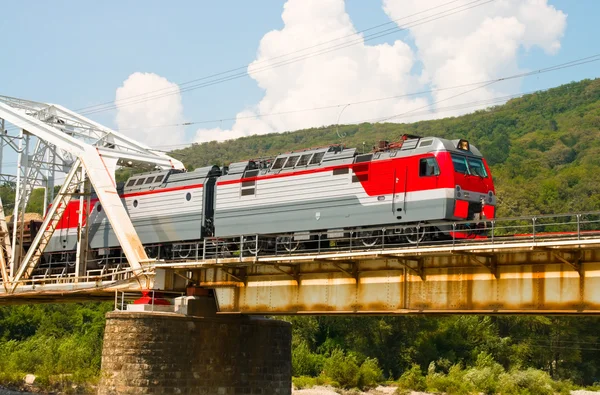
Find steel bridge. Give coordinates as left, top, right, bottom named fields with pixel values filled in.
left=1, top=96, right=600, bottom=314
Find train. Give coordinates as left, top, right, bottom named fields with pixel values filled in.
left=44, top=134, right=496, bottom=263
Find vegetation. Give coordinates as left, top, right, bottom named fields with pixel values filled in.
left=0, top=303, right=112, bottom=392
left=1, top=78, right=600, bottom=393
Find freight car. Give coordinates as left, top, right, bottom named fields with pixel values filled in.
left=43, top=134, right=496, bottom=263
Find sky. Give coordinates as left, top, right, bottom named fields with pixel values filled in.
left=1, top=0, right=599, bottom=153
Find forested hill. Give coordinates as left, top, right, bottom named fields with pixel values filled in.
left=172, top=78, right=600, bottom=217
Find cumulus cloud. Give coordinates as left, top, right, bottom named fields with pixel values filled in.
left=194, top=0, right=566, bottom=143
left=383, top=0, right=567, bottom=112
left=195, top=0, right=429, bottom=143
left=115, top=72, right=185, bottom=146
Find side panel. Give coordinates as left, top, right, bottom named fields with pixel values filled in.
left=214, top=156, right=453, bottom=237
left=46, top=185, right=204, bottom=252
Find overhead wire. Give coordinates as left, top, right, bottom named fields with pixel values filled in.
left=74, top=0, right=495, bottom=117
left=101, top=53, right=600, bottom=150
left=67, top=0, right=470, bottom=115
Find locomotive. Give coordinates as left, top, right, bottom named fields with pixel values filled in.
left=44, top=134, right=495, bottom=262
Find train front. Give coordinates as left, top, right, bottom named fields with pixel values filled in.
left=439, top=139, right=496, bottom=226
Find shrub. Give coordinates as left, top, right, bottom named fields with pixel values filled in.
left=292, top=340, right=325, bottom=377
left=463, top=352, right=505, bottom=394
left=322, top=348, right=360, bottom=389
left=497, top=368, right=555, bottom=395
left=357, top=357, right=383, bottom=390
left=425, top=363, right=474, bottom=395
left=292, top=376, right=318, bottom=389
left=396, top=364, right=426, bottom=392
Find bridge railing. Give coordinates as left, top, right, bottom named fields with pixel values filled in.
left=165, top=211, right=600, bottom=263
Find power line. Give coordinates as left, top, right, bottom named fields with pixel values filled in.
left=75, top=0, right=495, bottom=117
left=103, top=53, right=599, bottom=150
left=68, top=0, right=470, bottom=115
left=2, top=0, right=495, bottom=136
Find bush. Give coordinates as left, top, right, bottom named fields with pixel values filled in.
left=322, top=348, right=360, bottom=389
left=292, top=341, right=325, bottom=377
left=425, top=362, right=474, bottom=395
left=357, top=357, right=383, bottom=390
left=463, top=352, right=505, bottom=394
left=396, top=364, right=426, bottom=392
left=292, top=376, right=318, bottom=390
left=497, top=368, right=556, bottom=395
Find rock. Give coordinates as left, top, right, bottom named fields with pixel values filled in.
left=23, top=374, right=35, bottom=385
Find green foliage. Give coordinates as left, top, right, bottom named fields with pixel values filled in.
left=319, top=348, right=383, bottom=390
left=0, top=302, right=111, bottom=392
left=292, top=375, right=319, bottom=389
left=292, top=340, right=325, bottom=376
left=425, top=362, right=475, bottom=395
left=322, top=348, right=360, bottom=389
left=357, top=357, right=383, bottom=390
left=396, top=364, right=426, bottom=392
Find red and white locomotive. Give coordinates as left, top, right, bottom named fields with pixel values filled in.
left=44, top=134, right=495, bottom=262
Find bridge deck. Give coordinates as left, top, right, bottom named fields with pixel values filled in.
left=2, top=216, right=600, bottom=314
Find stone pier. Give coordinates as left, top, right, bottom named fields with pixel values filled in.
left=97, top=312, right=291, bottom=395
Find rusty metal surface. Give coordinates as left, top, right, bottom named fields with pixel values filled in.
left=201, top=246, right=600, bottom=314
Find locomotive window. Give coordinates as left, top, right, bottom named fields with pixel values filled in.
left=186, top=192, right=192, bottom=201
left=284, top=155, right=299, bottom=168
left=271, top=157, right=286, bottom=170
left=309, top=152, right=325, bottom=165
left=145, top=177, right=155, bottom=184
left=133, top=200, right=139, bottom=208
left=154, top=175, right=164, bottom=183
left=126, top=179, right=136, bottom=187
left=419, top=158, right=440, bottom=177
left=450, top=154, right=469, bottom=175
left=96, top=204, right=102, bottom=212
left=296, top=153, right=312, bottom=167
left=241, top=188, right=255, bottom=196
left=466, top=157, right=488, bottom=177
left=245, top=169, right=259, bottom=178
left=135, top=178, right=145, bottom=186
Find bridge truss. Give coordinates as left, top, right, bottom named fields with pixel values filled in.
left=0, top=95, right=184, bottom=294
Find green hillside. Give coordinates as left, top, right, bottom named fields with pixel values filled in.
left=172, top=78, right=600, bottom=217
left=1, top=79, right=600, bottom=393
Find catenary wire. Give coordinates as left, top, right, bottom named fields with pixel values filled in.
left=69, top=0, right=470, bottom=115
left=76, top=0, right=494, bottom=116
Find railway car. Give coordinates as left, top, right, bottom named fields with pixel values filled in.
left=43, top=134, right=495, bottom=263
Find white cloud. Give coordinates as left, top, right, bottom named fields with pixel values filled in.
left=187, top=0, right=566, bottom=143
left=383, top=0, right=567, bottom=112
left=195, top=0, right=429, bottom=143
left=115, top=72, right=185, bottom=147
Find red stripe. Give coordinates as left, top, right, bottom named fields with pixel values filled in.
left=121, top=183, right=203, bottom=198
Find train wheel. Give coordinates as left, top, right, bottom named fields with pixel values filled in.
left=404, top=225, right=427, bottom=244
left=244, top=236, right=262, bottom=255
left=277, top=236, right=300, bottom=252
left=144, top=246, right=160, bottom=259
left=357, top=230, right=381, bottom=247
left=173, top=244, right=193, bottom=259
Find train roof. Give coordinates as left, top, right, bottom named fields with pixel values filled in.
left=118, top=135, right=485, bottom=185
left=219, top=135, right=484, bottom=181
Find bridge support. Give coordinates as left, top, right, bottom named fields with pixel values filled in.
left=98, top=312, right=291, bottom=395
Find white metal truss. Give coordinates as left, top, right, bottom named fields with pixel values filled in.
left=0, top=95, right=185, bottom=292
left=0, top=198, right=11, bottom=291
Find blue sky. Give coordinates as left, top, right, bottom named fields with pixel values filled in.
left=1, top=0, right=599, bottom=149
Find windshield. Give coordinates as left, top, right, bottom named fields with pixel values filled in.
left=450, top=153, right=488, bottom=177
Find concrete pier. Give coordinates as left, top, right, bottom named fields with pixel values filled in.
left=97, top=312, right=291, bottom=395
